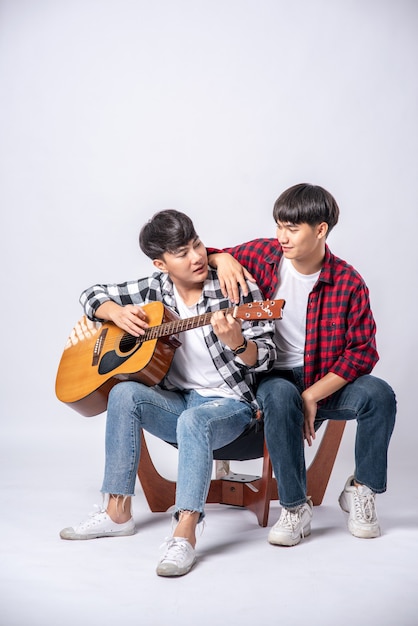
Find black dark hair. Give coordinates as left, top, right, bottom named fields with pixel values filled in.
left=273, top=183, right=339, bottom=235
left=139, top=209, right=198, bottom=259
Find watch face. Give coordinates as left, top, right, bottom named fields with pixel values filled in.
left=233, top=338, right=247, bottom=354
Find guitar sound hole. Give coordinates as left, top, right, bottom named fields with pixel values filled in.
left=119, top=334, right=141, bottom=354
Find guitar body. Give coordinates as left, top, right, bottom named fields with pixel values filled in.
left=55, top=302, right=181, bottom=417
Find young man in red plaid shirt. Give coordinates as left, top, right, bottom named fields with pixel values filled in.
left=209, top=183, right=396, bottom=544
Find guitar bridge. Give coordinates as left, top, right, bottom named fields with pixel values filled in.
left=92, top=328, right=108, bottom=366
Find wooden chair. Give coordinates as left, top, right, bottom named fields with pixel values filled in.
left=137, top=419, right=346, bottom=527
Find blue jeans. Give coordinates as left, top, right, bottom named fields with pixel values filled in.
left=101, top=381, right=253, bottom=519
left=256, top=369, right=396, bottom=508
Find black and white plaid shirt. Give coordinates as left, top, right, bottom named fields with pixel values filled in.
left=80, top=268, right=277, bottom=413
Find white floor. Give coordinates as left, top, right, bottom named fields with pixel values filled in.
left=2, top=422, right=417, bottom=626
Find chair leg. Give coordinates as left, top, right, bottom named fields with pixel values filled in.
left=242, top=440, right=277, bottom=527
left=306, top=420, right=346, bottom=505
left=137, top=431, right=176, bottom=512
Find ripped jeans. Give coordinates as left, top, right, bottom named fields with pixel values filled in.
left=101, top=381, right=253, bottom=519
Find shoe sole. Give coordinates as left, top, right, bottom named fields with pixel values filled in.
left=347, top=522, right=380, bottom=539
left=268, top=524, right=311, bottom=547
left=156, top=557, right=197, bottom=577
left=60, top=528, right=135, bottom=540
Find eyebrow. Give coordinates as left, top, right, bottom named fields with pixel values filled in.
left=172, top=237, right=200, bottom=254
left=171, top=245, right=187, bottom=254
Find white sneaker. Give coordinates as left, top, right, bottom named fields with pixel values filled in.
left=60, top=507, right=135, bottom=540
left=156, top=537, right=196, bottom=577
left=338, top=476, right=380, bottom=538
left=268, top=498, right=313, bottom=546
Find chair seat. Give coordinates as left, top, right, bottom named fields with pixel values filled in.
left=213, top=422, right=265, bottom=461
left=168, top=420, right=265, bottom=461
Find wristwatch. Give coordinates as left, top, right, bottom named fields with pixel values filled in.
left=232, top=337, right=248, bottom=355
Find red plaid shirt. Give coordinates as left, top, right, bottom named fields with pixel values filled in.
left=209, top=238, right=379, bottom=390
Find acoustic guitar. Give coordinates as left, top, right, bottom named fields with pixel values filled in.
left=55, top=299, right=285, bottom=417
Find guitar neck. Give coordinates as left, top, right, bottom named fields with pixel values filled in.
left=144, top=306, right=236, bottom=341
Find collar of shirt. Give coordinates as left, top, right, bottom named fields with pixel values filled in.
left=159, top=267, right=222, bottom=303
left=317, top=245, right=334, bottom=286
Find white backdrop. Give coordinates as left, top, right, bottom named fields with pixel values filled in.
left=1, top=0, right=417, bottom=488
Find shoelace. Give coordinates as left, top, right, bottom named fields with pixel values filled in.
left=88, top=504, right=107, bottom=519
left=91, top=504, right=106, bottom=515
left=160, top=537, right=190, bottom=563
left=353, top=489, right=376, bottom=523
left=279, top=506, right=304, bottom=531
left=75, top=505, right=106, bottom=530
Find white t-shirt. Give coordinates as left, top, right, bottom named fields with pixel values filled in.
left=273, top=257, right=320, bottom=369
left=166, top=287, right=239, bottom=399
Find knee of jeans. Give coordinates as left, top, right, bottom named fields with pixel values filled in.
left=176, top=409, right=201, bottom=438
left=257, top=378, right=301, bottom=412
left=108, top=381, right=137, bottom=404
left=358, top=375, right=397, bottom=413
left=108, top=380, right=151, bottom=412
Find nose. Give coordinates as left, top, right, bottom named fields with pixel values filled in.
left=190, top=248, right=203, bottom=263
left=277, top=226, right=288, bottom=244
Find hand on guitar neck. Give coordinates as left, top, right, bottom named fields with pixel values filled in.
left=211, top=310, right=257, bottom=366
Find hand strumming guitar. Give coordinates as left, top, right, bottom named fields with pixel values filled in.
left=95, top=301, right=149, bottom=337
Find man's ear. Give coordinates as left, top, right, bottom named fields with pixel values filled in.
left=317, top=222, right=329, bottom=239
left=153, top=258, right=167, bottom=272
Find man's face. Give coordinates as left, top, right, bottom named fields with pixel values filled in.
left=276, top=221, right=326, bottom=266
left=153, top=237, right=208, bottom=287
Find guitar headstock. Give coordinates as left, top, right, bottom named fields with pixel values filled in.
left=234, top=299, right=285, bottom=321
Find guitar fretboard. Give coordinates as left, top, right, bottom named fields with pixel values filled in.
left=144, top=307, right=235, bottom=340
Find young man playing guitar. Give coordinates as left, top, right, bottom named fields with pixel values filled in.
left=59, top=209, right=277, bottom=577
